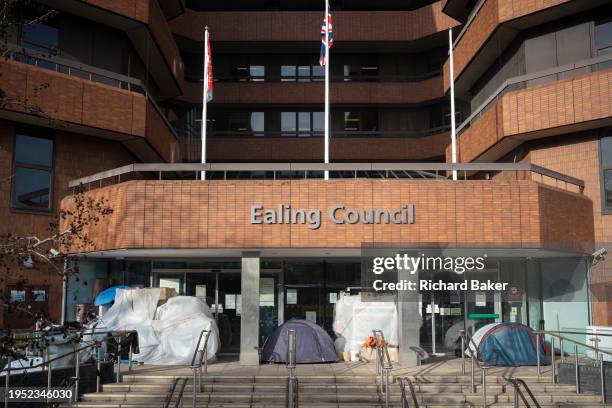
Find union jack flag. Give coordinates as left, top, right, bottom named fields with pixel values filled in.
left=319, top=6, right=333, bottom=66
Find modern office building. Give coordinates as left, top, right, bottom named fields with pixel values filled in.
left=1, top=0, right=611, bottom=365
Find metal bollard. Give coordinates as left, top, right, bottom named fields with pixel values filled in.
left=5, top=356, right=11, bottom=408
left=575, top=344, right=580, bottom=394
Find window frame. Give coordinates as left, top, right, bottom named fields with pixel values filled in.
left=600, top=130, right=612, bottom=214
left=11, top=129, right=55, bottom=213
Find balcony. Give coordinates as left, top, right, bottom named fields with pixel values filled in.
left=38, top=0, right=184, bottom=99
left=0, top=55, right=180, bottom=163
left=197, top=129, right=450, bottom=161
left=442, top=0, right=609, bottom=94
left=180, top=74, right=444, bottom=105
left=451, top=57, right=612, bottom=163
left=171, top=1, right=458, bottom=45
left=61, top=163, right=593, bottom=253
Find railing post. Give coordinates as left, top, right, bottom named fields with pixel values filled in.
left=5, top=356, right=11, bottom=408
left=116, top=342, right=122, bottom=383
left=96, top=343, right=101, bottom=393
left=560, top=338, right=565, bottom=364
left=47, top=347, right=52, bottom=396
left=471, top=353, right=476, bottom=393
left=575, top=344, right=580, bottom=394
left=551, top=337, right=556, bottom=384
left=74, top=343, right=80, bottom=404
left=128, top=342, right=133, bottom=373
left=192, top=366, right=197, bottom=408
left=600, top=354, right=606, bottom=405
left=481, top=366, right=489, bottom=408
left=513, top=384, right=519, bottom=408
left=461, top=331, right=466, bottom=375
left=536, top=331, right=541, bottom=376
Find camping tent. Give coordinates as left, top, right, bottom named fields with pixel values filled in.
left=261, top=319, right=338, bottom=363
left=466, top=323, right=547, bottom=366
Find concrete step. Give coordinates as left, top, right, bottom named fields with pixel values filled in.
left=69, top=403, right=608, bottom=408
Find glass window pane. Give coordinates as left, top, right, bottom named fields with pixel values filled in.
left=281, top=112, right=296, bottom=133
left=601, top=136, right=612, bottom=169
left=313, top=112, right=324, bottom=133
left=23, top=22, right=59, bottom=48
left=298, top=65, right=310, bottom=82
left=250, top=65, right=264, bottom=81
left=229, top=112, right=250, bottom=131
left=15, top=134, right=53, bottom=166
left=250, top=112, right=264, bottom=133
left=281, top=65, right=296, bottom=81
left=298, top=112, right=311, bottom=134
left=13, top=167, right=51, bottom=209
left=605, top=169, right=612, bottom=210
left=344, top=112, right=360, bottom=131
left=595, top=20, right=612, bottom=49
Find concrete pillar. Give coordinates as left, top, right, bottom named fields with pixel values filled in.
left=398, top=267, right=420, bottom=366
left=240, top=251, right=260, bottom=365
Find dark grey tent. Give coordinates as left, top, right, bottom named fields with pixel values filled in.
left=261, top=319, right=338, bottom=363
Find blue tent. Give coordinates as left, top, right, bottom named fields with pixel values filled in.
left=261, top=319, right=338, bottom=364
left=94, top=285, right=129, bottom=306
left=477, top=323, right=548, bottom=366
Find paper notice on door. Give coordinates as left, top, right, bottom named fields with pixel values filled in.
left=225, top=294, right=236, bottom=309
left=260, top=278, right=275, bottom=306
left=195, top=285, right=207, bottom=299
left=236, top=295, right=242, bottom=316
left=287, top=289, right=298, bottom=305
left=329, top=292, right=338, bottom=304
left=475, top=292, right=487, bottom=307
left=305, top=311, right=316, bottom=322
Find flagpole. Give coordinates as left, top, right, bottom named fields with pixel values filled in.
left=201, top=26, right=209, bottom=181
left=448, top=27, right=458, bottom=181
left=324, top=0, right=330, bottom=180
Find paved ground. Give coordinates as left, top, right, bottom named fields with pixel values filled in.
left=126, top=355, right=555, bottom=378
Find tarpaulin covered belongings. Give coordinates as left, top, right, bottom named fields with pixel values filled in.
left=332, top=294, right=398, bottom=359
left=99, top=288, right=220, bottom=365
left=466, top=322, right=548, bottom=366
left=261, top=319, right=338, bottom=363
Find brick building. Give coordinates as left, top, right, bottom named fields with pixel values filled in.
left=1, top=0, right=611, bottom=365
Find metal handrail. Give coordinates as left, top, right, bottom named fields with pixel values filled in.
left=172, top=378, right=189, bottom=408
left=460, top=330, right=491, bottom=408
left=504, top=377, right=542, bottom=408
left=68, top=162, right=585, bottom=190
left=189, top=330, right=210, bottom=408
left=536, top=330, right=609, bottom=404
left=372, top=330, right=392, bottom=408
left=2, top=330, right=136, bottom=408
left=397, top=377, right=420, bottom=408
left=163, top=378, right=182, bottom=408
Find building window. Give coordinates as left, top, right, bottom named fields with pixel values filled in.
left=281, top=112, right=322, bottom=136
left=601, top=133, right=612, bottom=213
left=595, top=18, right=612, bottom=70
left=12, top=131, right=54, bottom=211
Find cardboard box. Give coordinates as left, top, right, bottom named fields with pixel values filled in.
left=158, top=287, right=177, bottom=306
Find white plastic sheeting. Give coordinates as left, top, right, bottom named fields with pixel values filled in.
left=332, top=294, right=398, bottom=359
left=99, top=288, right=220, bottom=365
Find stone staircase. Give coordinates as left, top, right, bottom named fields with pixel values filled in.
left=72, top=371, right=608, bottom=408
